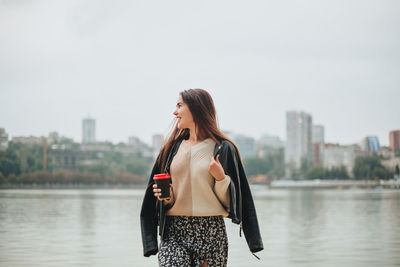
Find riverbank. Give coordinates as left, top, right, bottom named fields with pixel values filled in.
left=0, top=183, right=147, bottom=190
left=1, top=179, right=400, bottom=190
left=269, top=179, right=400, bottom=189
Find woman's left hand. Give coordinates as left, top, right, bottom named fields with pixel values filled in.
left=208, top=154, right=226, bottom=181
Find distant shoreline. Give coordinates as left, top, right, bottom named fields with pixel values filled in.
left=0, top=183, right=147, bottom=190
left=267, top=179, right=400, bottom=189
left=1, top=179, right=400, bottom=190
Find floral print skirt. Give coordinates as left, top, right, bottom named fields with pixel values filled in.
left=158, top=215, right=228, bottom=267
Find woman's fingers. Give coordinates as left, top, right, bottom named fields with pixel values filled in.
left=153, top=182, right=173, bottom=200
left=153, top=183, right=162, bottom=197
left=210, top=154, right=221, bottom=166
left=209, top=154, right=226, bottom=181
left=209, top=156, right=222, bottom=171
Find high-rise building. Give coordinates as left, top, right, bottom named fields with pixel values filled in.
left=312, top=125, right=325, bottom=144
left=313, top=143, right=323, bottom=166
left=230, top=133, right=256, bottom=159
left=285, top=111, right=313, bottom=168
left=312, top=125, right=325, bottom=165
left=0, top=128, right=8, bottom=150
left=82, top=117, right=96, bottom=144
left=389, top=130, right=400, bottom=151
left=361, top=136, right=380, bottom=153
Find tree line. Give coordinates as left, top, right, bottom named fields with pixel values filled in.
left=0, top=141, right=151, bottom=186
left=1, top=141, right=397, bottom=186
left=290, top=154, right=395, bottom=180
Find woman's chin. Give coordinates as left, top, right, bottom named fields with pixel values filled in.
left=177, top=122, right=187, bottom=129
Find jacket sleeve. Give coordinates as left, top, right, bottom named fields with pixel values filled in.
left=236, top=154, right=264, bottom=253
left=219, top=142, right=239, bottom=224
left=226, top=141, right=264, bottom=253
left=140, top=158, right=161, bottom=257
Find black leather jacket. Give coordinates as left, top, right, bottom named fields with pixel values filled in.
left=140, top=138, right=264, bottom=257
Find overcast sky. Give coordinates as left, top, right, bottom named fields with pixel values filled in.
left=1, top=0, right=399, bottom=146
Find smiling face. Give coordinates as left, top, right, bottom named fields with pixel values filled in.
left=173, top=95, right=195, bottom=130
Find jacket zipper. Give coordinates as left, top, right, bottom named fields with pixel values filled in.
left=214, top=144, right=222, bottom=159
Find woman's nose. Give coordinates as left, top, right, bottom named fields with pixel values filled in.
left=173, top=110, right=178, bottom=116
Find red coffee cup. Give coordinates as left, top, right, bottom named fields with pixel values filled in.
left=153, top=173, right=171, bottom=198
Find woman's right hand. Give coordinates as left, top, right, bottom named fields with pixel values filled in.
left=153, top=183, right=172, bottom=201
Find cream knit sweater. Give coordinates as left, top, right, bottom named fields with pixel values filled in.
left=165, top=138, right=231, bottom=217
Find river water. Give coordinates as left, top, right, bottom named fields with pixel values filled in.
left=0, top=188, right=399, bottom=267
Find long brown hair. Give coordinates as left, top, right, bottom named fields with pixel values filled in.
left=157, top=88, right=239, bottom=172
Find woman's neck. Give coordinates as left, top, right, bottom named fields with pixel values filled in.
left=188, top=127, right=200, bottom=143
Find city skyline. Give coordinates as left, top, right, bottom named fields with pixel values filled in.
left=1, top=115, right=398, bottom=149
left=1, top=0, right=399, bottom=146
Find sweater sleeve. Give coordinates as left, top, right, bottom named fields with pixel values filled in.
left=214, top=174, right=231, bottom=210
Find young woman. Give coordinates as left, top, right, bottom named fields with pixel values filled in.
left=140, top=89, right=263, bottom=267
